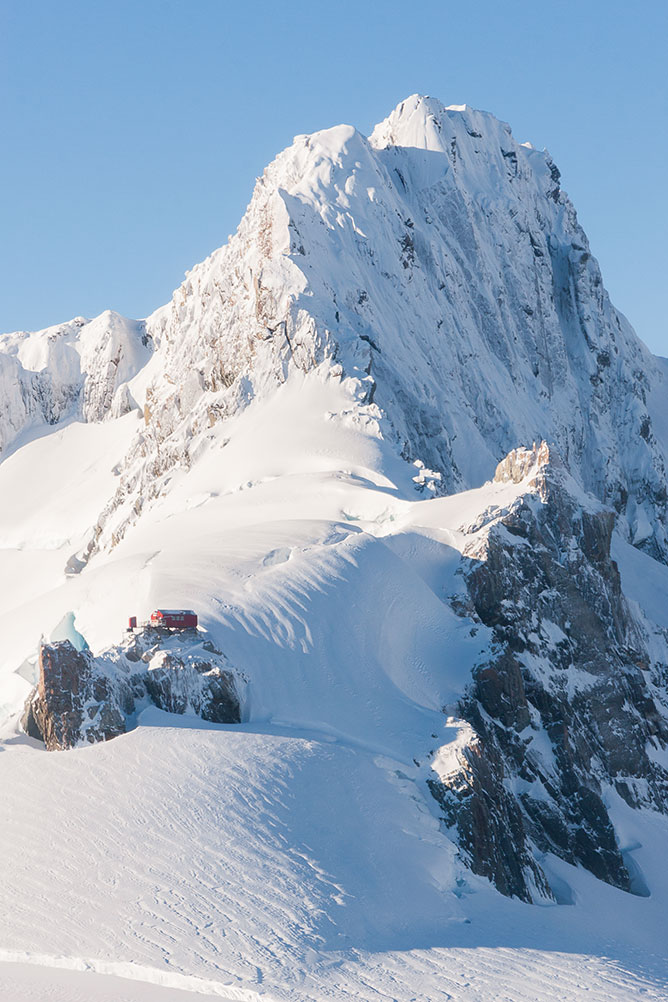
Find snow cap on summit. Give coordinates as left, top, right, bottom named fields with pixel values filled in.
left=369, top=93, right=509, bottom=154
left=370, top=94, right=449, bottom=151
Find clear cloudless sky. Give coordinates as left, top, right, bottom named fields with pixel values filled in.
left=2, top=0, right=667, bottom=352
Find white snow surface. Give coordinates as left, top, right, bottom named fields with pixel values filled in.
left=2, top=95, right=668, bottom=1000
left=1, top=370, right=668, bottom=1000
left=3, top=717, right=668, bottom=1001
left=0, top=311, right=149, bottom=455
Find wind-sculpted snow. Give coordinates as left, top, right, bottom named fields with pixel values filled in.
left=3, top=718, right=668, bottom=1000
left=3, top=395, right=668, bottom=995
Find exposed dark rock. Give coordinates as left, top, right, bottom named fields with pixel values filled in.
left=145, top=651, right=240, bottom=723
left=21, top=642, right=128, bottom=751
left=428, top=734, right=551, bottom=903
left=21, top=633, right=243, bottom=751
left=429, top=443, right=668, bottom=901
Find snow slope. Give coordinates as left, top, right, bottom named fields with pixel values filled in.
left=0, top=963, right=227, bottom=1002
left=2, top=371, right=668, bottom=999
left=3, top=716, right=668, bottom=1001
left=3, top=95, right=668, bottom=1000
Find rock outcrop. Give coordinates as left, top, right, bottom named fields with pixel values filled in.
left=144, top=649, right=241, bottom=724
left=428, top=727, right=551, bottom=903
left=428, top=444, right=668, bottom=899
left=21, top=642, right=129, bottom=751
left=22, top=632, right=243, bottom=750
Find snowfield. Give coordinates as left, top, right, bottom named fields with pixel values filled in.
left=3, top=95, right=668, bottom=1000
left=2, top=371, right=668, bottom=1000
left=3, top=719, right=668, bottom=1000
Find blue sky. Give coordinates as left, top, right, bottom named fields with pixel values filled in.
left=2, top=0, right=667, bottom=352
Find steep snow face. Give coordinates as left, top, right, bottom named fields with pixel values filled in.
left=9, top=97, right=665, bottom=560
left=0, top=311, right=151, bottom=454
left=124, top=94, right=667, bottom=560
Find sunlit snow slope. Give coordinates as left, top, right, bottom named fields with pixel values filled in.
left=2, top=95, right=668, bottom=1001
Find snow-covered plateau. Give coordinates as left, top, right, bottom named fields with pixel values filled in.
left=2, top=95, right=668, bottom=1000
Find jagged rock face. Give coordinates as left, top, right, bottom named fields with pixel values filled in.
left=428, top=730, right=551, bottom=903
left=429, top=450, right=668, bottom=899
left=22, top=634, right=243, bottom=750
left=144, top=650, right=240, bottom=724
left=493, top=441, right=557, bottom=485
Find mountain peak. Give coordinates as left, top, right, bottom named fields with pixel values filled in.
left=370, top=93, right=448, bottom=151
left=4, top=94, right=668, bottom=994
left=369, top=93, right=509, bottom=153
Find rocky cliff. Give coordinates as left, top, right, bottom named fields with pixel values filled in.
left=428, top=444, right=668, bottom=900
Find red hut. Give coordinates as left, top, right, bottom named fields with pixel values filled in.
left=149, top=609, right=198, bottom=630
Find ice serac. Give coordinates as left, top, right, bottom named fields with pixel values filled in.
left=0, top=310, right=150, bottom=455
left=428, top=444, right=668, bottom=900
left=94, top=93, right=668, bottom=560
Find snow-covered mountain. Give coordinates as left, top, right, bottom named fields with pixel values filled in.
left=122, top=94, right=668, bottom=559
left=0, top=311, right=150, bottom=454
left=2, top=96, right=668, bottom=1001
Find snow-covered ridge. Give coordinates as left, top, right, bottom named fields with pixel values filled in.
left=0, top=310, right=151, bottom=455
